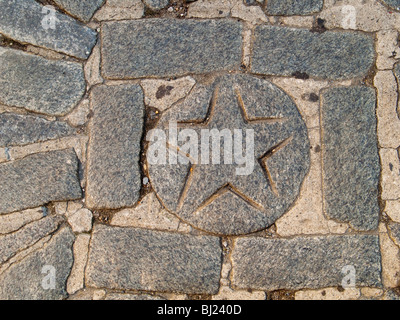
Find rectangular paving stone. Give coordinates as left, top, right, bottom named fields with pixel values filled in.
left=102, top=19, right=242, bottom=78
left=322, top=87, right=380, bottom=231
left=53, top=0, right=105, bottom=22
left=0, top=0, right=97, bottom=59
left=86, top=225, right=222, bottom=294
left=0, top=149, right=82, bottom=214
left=251, top=26, right=375, bottom=80
left=232, top=235, right=382, bottom=291
left=266, top=0, right=323, bottom=15
left=86, top=84, right=144, bottom=209
left=0, top=47, right=86, bottom=116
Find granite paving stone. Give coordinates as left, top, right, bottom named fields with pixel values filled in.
left=53, top=0, right=105, bottom=22
left=0, top=0, right=97, bottom=59
left=0, top=113, right=74, bottom=147
left=232, top=235, right=382, bottom=291
left=0, top=228, right=75, bottom=300
left=143, top=0, right=170, bottom=10
left=85, top=225, right=222, bottom=294
left=322, top=87, right=380, bottom=231
left=148, top=74, right=310, bottom=235
left=0, top=149, right=82, bottom=214
left=251, top=26, right=375, bottom=80
left=0, top=48, right=86, bottom=116
left=266, top=0, right=323, bottom=15
left=86, top=84, right=144, bottom=209
left=101, top=19, right=242, bottom=78
left=380, top=0, right=400, bottom=10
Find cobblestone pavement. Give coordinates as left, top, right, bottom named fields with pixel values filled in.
left=0, top=0, right=400, bottom=300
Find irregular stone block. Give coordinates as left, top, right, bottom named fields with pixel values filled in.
left=86, top=225, right=222, bottom=294
left=86, top=85, right=144, bottom=209
left=0, top=149, right=82, bottom=214
left=143, top=0, right=169, bottom=10
left=0, top=48, right=86, bottom=116
left=0, top=113, right=74, bottom=147
left=102, top=19, right=242, bottom=78
left=53, top=0, right=105, bottom=22
left=0, top=0, right=97, bottom=59
left=0, top=228, right=75, bottom=300
left=322, top=87, right=380, bottom=230
left=381, top=0, right=400, bottom=11
left=251, top=26, right=374, bottom=80
left=232, top=235, right=382, bottom=291
left=266, top=0, right=323, bottom=15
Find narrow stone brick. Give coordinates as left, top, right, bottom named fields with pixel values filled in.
left=0, top=0, right=97, bottom=59
left=322, top=87, right=380, bottom=231
left=266, top=0, right=323, bottom=15
left=232, top=235, right=382, bottom=291
left=86, top=225, right=222, bottom=294
left=0, top=48, right=86, bottom=116
left=86, top=85, right=144, bottom=209
left=53, top=0, right=105, bottom=22
left=102, top=19, right=242, bottom=78
left=251, top=26, right=374, bottom=80
left=0, top=149, right=82, bottom=214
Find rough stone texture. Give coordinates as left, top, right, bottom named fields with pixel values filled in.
left=93, top=0, right=144, bottom=20
left=231, top=1, right=268, bottom=24
left=53, top=0, right=105, bottom=22
left=0, top=208, right=44, bottom=235
left=388, top=222, right=400, bottom=247
left=84, top=45, right=103, bottom=88
left=86, top=84, right=143, bottom=209
left=105, top=293, right=163, bottom=300
left=380, top=0, right=400, bottom=11
left=251, top=26, right=374, bottom=80
left=0, top=113, right=74, bottom=147
left=376, top=30, right=400, bottom=70
left=232, top=235, right=382, bottom=291
left=148, top=74, right=310, bottom=235
left=143, top=0, right=169, bottom=10
left=0, top=215, right=63, bottom=264
left=385, top=200, right=400, bottom=223
left=0, top=0, right=97, bottom=59
left=212, top=286, right=266, bottom=300
left=67, top=208, right=93, bottom=233
left=380, top=149, right=400, bottom=200
left=266, top=0, right=323, bottom=15
left=187, top=0, right=233, bottom=18
left=0, top=227, right=75, bottom=300
left=322, top=87, right=380, bottom=231
left=295, top=288, right=361, bottom=300
left=0, top=149, right=82, bottom=214
left=0, top=48, right=86, bottom=116
left=379, top=223, right=400, bottom=288
left=86, top=225, right=222, bottom=294
left=64, top=99, right=91, bottom=127
left=67, top=233, right=90, bottom=295
left=102, top=19, right=242, bottom=78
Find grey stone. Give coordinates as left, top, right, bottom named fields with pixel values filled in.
left=102, top=19, right=242, bottom=78
left=394, top=61, right=400, bottom=83
left=53, top=0, right=105, bottom=22
left=148, top=74, right=310, bottom=235
left=251, top=26, right=375, bottom=80
left=0, top=113, right=74, bottom=147
left=232, top=235, right=382, bottom=291
left=85, top=225, right=222, bottom=294
left=86, top=85, right=144, bottom=209
left=0, top=215, right=63, bottom=264
left=143, top=0, right=169, bottom=10
left=266, top=0, right=323, bottom=15
left=0, top=227, right=75, bottom=300
left=380, top=0, right=400, bottom=11
left=0, top=48, right=86, bottom=116
left=322, top=87, right=380, bottom=231
left=388, top=222, right=400, bottom=247
left=0, top=149, right=82, bottom=214
left=0, top=0, right=97, bottom=59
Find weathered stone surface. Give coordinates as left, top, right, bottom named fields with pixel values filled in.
left=388, top=222, right=400, bottom=247
left=67, top=208, right=93, bottom=233
left=0, top=215, right=63, bottom=264
left=86, top=85, right=144, bottom=209
left=251, top=26, right=374, bottom=80
left=380, top=0, right=400, bottom=11
left=102, top=19, right=242, bottom=78
left=105, top=293, right=163, bottom=300
left=379, top=223, right=400, bottom=288
left=53, top=0, right=105, bottom=22
left=148, top=74, right=310, bottom=235
left=0, top=227, right=75, bottom=300
left=0, top=208, right=44, bottom=235
left=322, top=87, right=380, bottom=231
left=93, top=0, right=144, bottom=20
left=0, top=149, right=82, bottom=214
left=232, top=235, right=382, bottom=291
left=0, top=113, right=74, bottom=147
left=380, top=148, right=400, bottom=200
left=0, top=0, right=97, bottom=59
left=266, top=0, right=323, bottom=15
left=67, top=233, right=90, bottom=295
left=86, top=225, right=222, bottom=294
left=143, top=0, right=169, bottom=10
left=0, top=48, right=86, bottom=116
left=386, top=200, right=400, bottom=223
left=295, top=288, right=361, bottom=300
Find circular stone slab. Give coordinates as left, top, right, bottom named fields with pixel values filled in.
left=147, top=74, right=310, bottom=235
